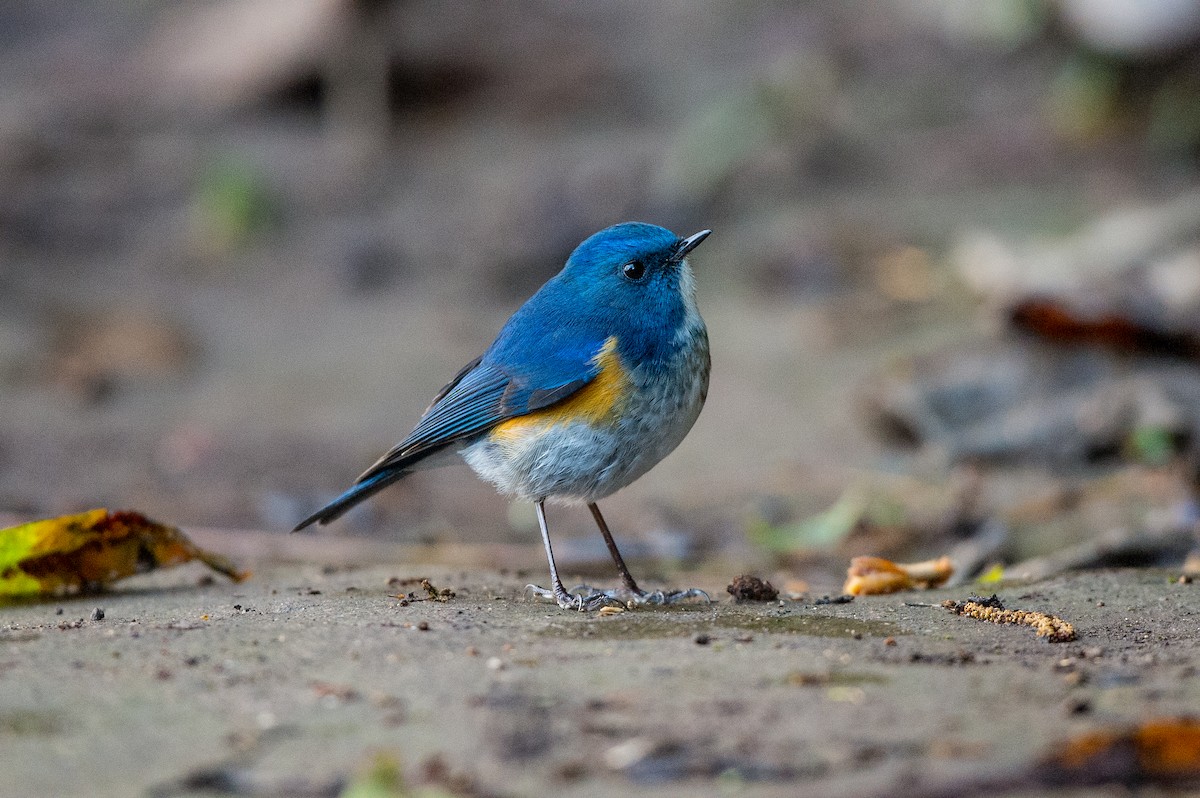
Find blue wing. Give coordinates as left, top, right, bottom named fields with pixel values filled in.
left=358, top=360, right=577, bottom=478
left=293, top=287, right=607, bottom=530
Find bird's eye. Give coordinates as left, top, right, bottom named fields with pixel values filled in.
left=622, top=260, right=645, bottom=281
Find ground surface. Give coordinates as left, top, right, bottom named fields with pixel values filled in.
left=1, top=532, right=1196, bottom=797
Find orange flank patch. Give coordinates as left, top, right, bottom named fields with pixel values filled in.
left=491, top=336, right=630, bottom=446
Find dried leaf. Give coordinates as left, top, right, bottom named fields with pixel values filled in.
left=0, top=509, right=248, bottom=597
left=844, top=555, right=953, bottom=595
left=1040, top=717, right=1200, bottom=784
left=1009, top=296, right=1200, bottom=361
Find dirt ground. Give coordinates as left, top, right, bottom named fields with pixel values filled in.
left=1, top=529, right=1197, bottom=798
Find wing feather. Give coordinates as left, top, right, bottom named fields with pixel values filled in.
left=355, top=355, right=598, bottom=484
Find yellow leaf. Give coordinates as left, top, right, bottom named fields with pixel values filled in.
left=0, top=509, right=248, bottom=598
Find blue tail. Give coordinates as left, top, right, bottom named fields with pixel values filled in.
left=292, top=469, right=405, bottom=531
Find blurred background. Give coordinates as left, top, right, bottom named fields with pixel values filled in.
left=3, top=0, right=1199, bottom=581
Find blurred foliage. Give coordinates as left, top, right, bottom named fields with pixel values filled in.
left=1046, top=53, right=1124, bottom=142
left=923, top=0, right=1050, bottom=51
left=660, top=87, right=776, bottom=201
left=190, top=157, right=278, bottom=256
left=749, top=488, right=866, bottom=553
left=1147, top=72, right=1200, bottom=158
left=658, top=55, right=837, bottom=201
left=749, top=486, right=910, bottom=554
left=1125, top=426, right=1180, bottom=467
left=1047, top=48, right=1200, bottom=158
left=339, top=753, right=456, bottom=798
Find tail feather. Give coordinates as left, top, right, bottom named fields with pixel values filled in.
left=292, top=468, right=407, bottom=531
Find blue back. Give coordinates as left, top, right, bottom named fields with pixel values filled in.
left=357, top=223, right=699, bottom=480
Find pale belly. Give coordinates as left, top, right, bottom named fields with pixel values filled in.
left=461, top=338, right=709, bottom=503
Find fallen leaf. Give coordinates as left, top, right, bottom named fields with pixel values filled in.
left=1009, top=296, right=1200, bottom=362
left=1040, top=717, right=1200, bottom=784
left=844, top=555, right=953, bottom=595
left=0, top=509, right=248, bottom=597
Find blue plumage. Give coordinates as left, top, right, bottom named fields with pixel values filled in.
left=295, top=222, right=712, bottom=610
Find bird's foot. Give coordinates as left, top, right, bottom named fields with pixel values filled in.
left=525, top=582, right=711, bottom=611
left=524, top=583, right=622, bottom=612
left=632, top=587, right=712, bottom=606
left=570, top=584, right=712, bottom=607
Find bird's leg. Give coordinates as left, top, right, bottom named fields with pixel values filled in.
left=525, top=500, right=617, bottom=611
left=588, top=502, right=643, bottom=594
left=581, top=503, right=710, bottom=606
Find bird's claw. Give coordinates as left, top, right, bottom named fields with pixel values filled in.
left=525, top=583, right=711, bottom=610
left=645, top=587, right=711, bottom=605
left=524, top=583, right=621, bottom=611
left=617, top=586, right=711, bottom=606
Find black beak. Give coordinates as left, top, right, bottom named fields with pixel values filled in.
left=672, top=229, right=711, bottom=262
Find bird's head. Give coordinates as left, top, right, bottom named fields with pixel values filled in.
left=559, top=223, right=711, bottom=315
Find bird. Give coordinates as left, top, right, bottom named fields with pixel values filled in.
left=294, top=222, right=711, bottom=610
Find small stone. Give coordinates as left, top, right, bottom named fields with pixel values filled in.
left=694, top=633, right=711, bottom=645
left=90, top=608, right=105, bottom=622
left=1065, top=697, right=1091, bottom=715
